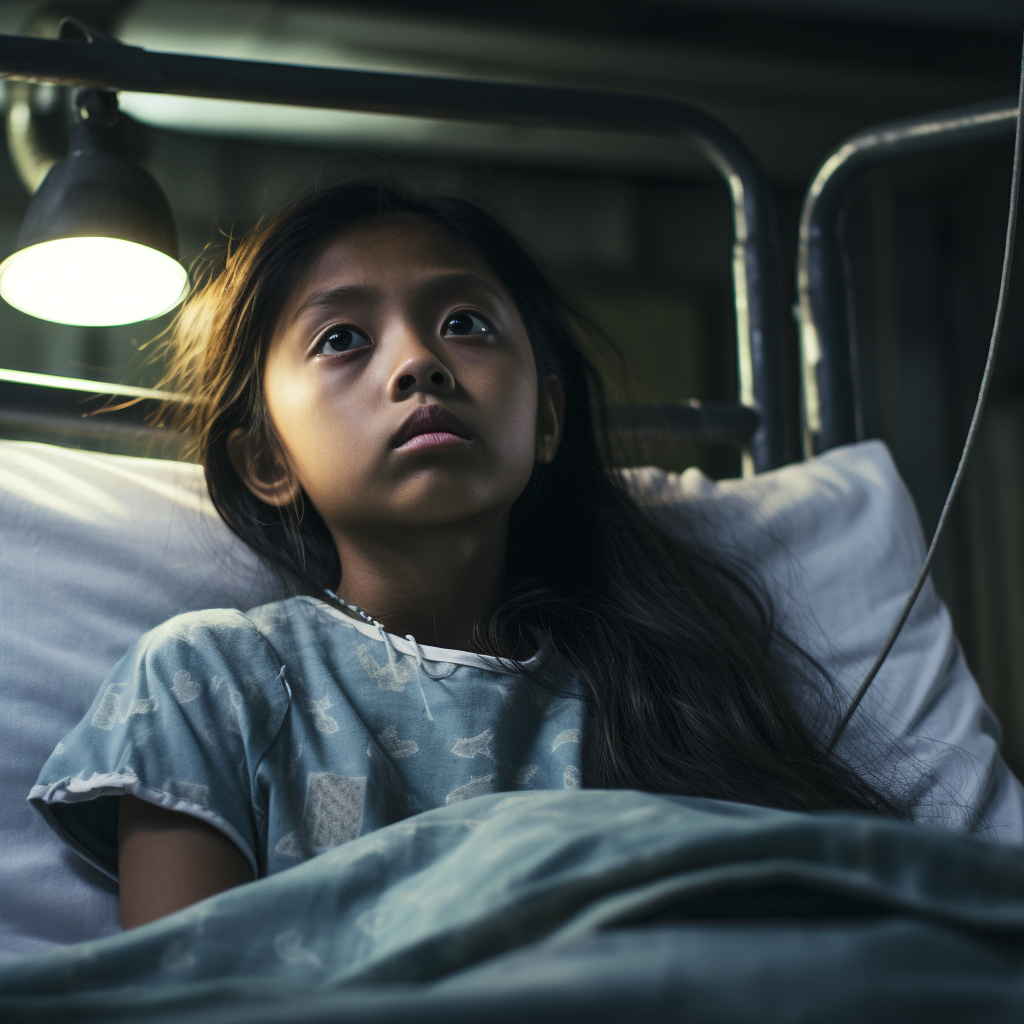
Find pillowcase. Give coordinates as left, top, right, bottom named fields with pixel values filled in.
left=623, top=440, right=1024, bottom=842
left=0, top=441, right=285, bottom=961
left=1, top=437, right=1020, bottom=961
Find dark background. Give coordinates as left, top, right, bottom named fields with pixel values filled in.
left=2, top=0, right=1023, bottom=771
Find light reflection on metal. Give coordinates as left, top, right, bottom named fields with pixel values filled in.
left=0, top=367, right=183, bottom=400
left=797, top=98, right=1018, bottom=457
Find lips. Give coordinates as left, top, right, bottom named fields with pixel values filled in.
left=391, top=404, right=473, bottom=449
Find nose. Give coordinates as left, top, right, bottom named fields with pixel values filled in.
left=386, top=333, right=455, bottom=399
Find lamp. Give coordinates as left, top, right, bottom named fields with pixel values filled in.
left=0, top=79, right=187, bottom=327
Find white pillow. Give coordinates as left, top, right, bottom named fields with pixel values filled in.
left=623, top=439, right=1024, bottom=842
left=1, top=437, right=1020, bottom=961
left=0, top=441, right=285, bottom=961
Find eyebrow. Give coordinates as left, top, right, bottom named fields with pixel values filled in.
left=291, top=284, right=380, bottom=324
left=290, top=272, right=505, bottom=325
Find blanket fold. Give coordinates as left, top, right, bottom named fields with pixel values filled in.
left=4, top=789, right=1024, bottom=1023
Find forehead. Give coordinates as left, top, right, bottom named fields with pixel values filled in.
left=294, top=213, right=497, bottom=298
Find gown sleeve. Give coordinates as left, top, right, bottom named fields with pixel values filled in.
left=28, top=608, right=290, bottom=880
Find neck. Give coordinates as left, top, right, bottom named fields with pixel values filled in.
left=329, top=511, right=508, bottom=652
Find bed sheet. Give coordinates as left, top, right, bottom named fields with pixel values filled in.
left=3, top=789, right=1024, bottom=1023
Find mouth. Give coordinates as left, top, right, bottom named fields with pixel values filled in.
left=391, top=403, right=474, bottom=451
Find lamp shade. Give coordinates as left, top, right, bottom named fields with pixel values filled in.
left=0, top=89, right=188, bottom=327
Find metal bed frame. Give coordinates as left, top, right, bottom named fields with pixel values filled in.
left=0, top=26, right=793, bottom=472
left=797, top=97, right=1019, bottom=458
left=0, top=29, right=1017, bottom=475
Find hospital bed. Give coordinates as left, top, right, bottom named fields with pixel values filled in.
left=2, top=24, right=1024, bottom=1024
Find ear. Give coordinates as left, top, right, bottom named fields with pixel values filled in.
left=535, top=373, right=565, bottom=464
left=226, top=427, right=302, bottom=507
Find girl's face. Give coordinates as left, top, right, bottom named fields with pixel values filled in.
left=238, top=213, right=563, bottom=542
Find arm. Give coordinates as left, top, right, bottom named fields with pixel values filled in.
left=118, top=795, right=254, bottom=929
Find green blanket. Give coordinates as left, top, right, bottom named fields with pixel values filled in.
left=3, top=789, right=1024, bottom=1022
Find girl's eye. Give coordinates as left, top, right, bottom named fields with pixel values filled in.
left=315, top=324, right=371, bottom=356
left=443, top=311, right=490, bottom=337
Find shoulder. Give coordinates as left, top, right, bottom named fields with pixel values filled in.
left=122, top=606, right=287, bottom=682
left=100, top=607, right=291, bottom=739
left=139, top=606, right=271, bottom=650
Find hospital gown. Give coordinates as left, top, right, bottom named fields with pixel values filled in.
left=29, top=596, right=585, bottom=879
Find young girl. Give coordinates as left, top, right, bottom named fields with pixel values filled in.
left=31, top=180, right=905, bottom=930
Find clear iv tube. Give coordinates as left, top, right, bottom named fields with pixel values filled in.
left=828, top=33, right=1024, bottom=752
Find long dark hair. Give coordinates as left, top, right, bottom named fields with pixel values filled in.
left=159, top=178, right=905, bottom=817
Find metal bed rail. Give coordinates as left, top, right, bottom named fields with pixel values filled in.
left=797, top=97, right=1019, bottom=457
left=0, top=28, right=794, bottom=472
left=0, top=369, right=186, bottom=457
left=0, top=370, right=760, bottom=455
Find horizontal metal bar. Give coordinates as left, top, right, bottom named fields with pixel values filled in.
left=0, top=376, right=184, bottom=457
left=797, top=97, right=1018, bottom=455
left=608, top=401, right=760, bottom=445
left=0, top=366, right=182, bottom=400
left=0, top=34, right=756, bottom=134
left=0, top=31, right=790, bottom=472
left=0, top=375, right=756, bottom=451
left=0, top=376, right=165, bottom=423
left=0, top=406, right=175, bottom=443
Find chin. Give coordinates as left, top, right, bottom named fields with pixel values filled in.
left=398, top=495, right=494, bottom=527
left=391, top=475, right=517, bottom=527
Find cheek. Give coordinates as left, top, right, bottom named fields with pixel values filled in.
left=262, top=356, right=365, bottom=501
left=263, top=360, right=316, bottom=469
left=483, top=361, right=539, bottom=477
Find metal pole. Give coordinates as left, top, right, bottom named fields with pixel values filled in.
left=797, top=98, right=1018, bottom=456
left=0, top=31, right=790, bottom=471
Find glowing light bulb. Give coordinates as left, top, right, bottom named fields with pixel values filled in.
left=0, top=237, right=189, bottom=327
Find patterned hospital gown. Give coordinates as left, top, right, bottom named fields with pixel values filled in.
left=29, top=596, right=585, bottom=880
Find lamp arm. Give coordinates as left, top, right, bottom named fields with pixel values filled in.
left=3, top=15, right=135, bottom=196
left=3, top=10, right=70, bottom=195
left=5, top=80, right=60, bottom=194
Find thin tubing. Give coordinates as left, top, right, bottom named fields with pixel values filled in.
left=828, top=33, right=1024, bottom=751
